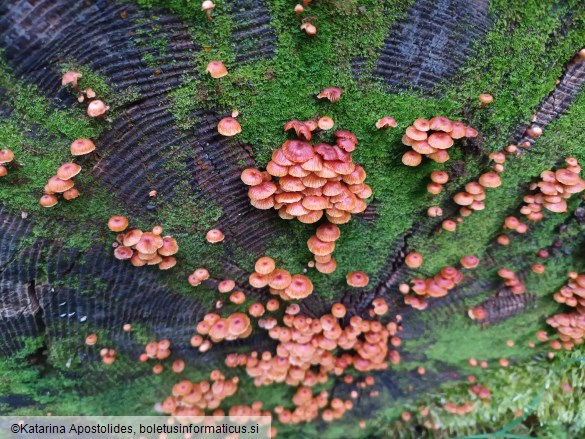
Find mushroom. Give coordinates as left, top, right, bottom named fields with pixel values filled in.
left=479, top=93, right=493, bottom=106
left=87, top=100, right=109, bottom=118
left=346, top=271, right=369, bottom=288
left=217, top=117, right=242, bottom=136
left=201, top=0, right=215, bottom=20
left=206, top=61, right=228, bottom=78
left=405, top=252, right=423, bottom=268
left=300, top=22, right=317, bottom=36
left=56, top=163, right=82, bottom=180
left=70, top=138, right=96, bottom=156
left=0, top=149, right=15, bottom=165
left=206, top=229, right=225, bottom=243
left=63, top=188, right=80, bottom=201
left=61, top=71, right=82, bottom=93
left=316, top=87, right=342, bottom=103
left=375, top=117, right=397, bottom=129
left=108, top=216, right=129, bottom=232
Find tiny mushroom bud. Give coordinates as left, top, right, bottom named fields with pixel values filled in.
left=479, top=93, right=493, bottom=106
left=206, top=229, right=225, bottom=243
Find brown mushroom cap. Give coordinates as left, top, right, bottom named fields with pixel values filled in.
left=0, top=165, right=7, bottom=177
left=479, top=94, right=494, bottom=105
left=39, top=194, right=58, bottom=207
left=460, top=255, right=480, bottom=269
left=282, top=140, right=315, bottom=163
left=428, top=132, right=454, bottom=150
left=70, top=138, right=96, bottom=156
left=108, top=215, right=129, bottom=232
left=346, top=271, right=369, bottom=287
left=57, top=162, right=82, bottom=180
left=114, top=246, right=134, bottom=260
left=478, top=172, right=502, bottom=188
left=255, top=257, right=276, bottom=275
left=136, top=232, right=164, bottom=254
left=315, top=223, right=341, bottom=242
left=46, top=176, right=74, bottom=193
left=402, top=151, right=422, bottom=167
left=430, top=171, right=449, bottom=184
left=0, top=149, right=15, bottom=164
left=217, top=117, right=242, bottom=137
left=62, top=187, right=80, bottom=201
left=206, top=61, right=228, bottom=78
left=405, top=252, right=423, bottom=268
left=206, top=229, right=225, bottom=243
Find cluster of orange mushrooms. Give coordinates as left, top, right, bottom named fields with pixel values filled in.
left=275, top=387, right=353, bottom=425
left=194, top=312, right=252, bottom=347
left=160, top=372, right=240, bottom=416
left=241, top=121, right=370, bottom=227
left=520, top=158, right=584, bottom=218
left=401, top=116, right=478, bottom=167
left=443, top=401, right=474, bottom=416
left=0, top=149, right=15, bottom=178
left=107, top=215, right=179, bottom=270
left=497, top=267, right=526, bottom=295
left=39, top=162, right=82, bottom=207
left=249, top=256, right=314, bottom=300
left=225, top=299, right=399, bottom=390
left=62, top=71, right=109, bottom=117
left=547, top=272, right=585, bottom=349
left=402, top=266, right=465, bottom=310
left=306, top=222, right=340, bottom=274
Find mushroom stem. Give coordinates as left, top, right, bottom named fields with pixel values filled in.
left=206, top=10, right=212, bottom=20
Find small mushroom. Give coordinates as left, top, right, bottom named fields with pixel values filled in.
left=201, top=0, right=215, bottom=20
left=206, top=61, right=228, bottom=78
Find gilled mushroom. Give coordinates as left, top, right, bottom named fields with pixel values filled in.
left=375, top=117, right=397, bottom=129
left=217, top=117, right=242, bottom=136
left=316, top=87, right=342, bottom=103
left=70, top=138, right=96, bottom=156
left=201, top=0, right=216, bottom=20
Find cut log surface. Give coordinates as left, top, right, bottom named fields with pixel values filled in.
left=1, top=0, right=585, bottom=432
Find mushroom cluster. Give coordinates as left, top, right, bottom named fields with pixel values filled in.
left=249, top=256, right=314, bottom=301
left=226, top=301, right=398, bottom=388
left=140, top=339, right=172, bottom=363
left=307, top=222, right=340, bottom=273
left=443, top=401, right=474, bottom=415
left=401, top=117, right=478, bottom=167
left=39, top=162, right=82, bottom=207
left=160, top=372, right=239, bottom=416
left=0, top=149, right=15, bottom=178
left=470, top=385, right=492, bottom=400
left=274, top=387, right=353, bottom=424
left=402, top=267, right=464, bottom=310
left=497, top=268, right=525, bottom=295
left=452, top=172, right=502, bottom=218
left=195, top=312, right=252, bottom=346
left=241, top=120, right=371, bottom=226
left=99, top=348, right=116, bottom=365
left=61, top=71, right=109, bottom=117
left=521, top=158, right=584, bottom=219
left=547, top=272, right=585, bottom=349
left=107, top=216, right=179, bottom=270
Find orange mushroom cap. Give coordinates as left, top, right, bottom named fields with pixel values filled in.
left=217, top=117, right=242, bottom=137
left=405, top=252, right=423, bottom=268
left=206, top=229, right=225, bottom=243
left=108, top=215, right=129, bottom=232
left=346, top=271, right=369, bottom=288
left=56, top=163, right=82, bottom=180
left=206, top=61, right=228, bottom=78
